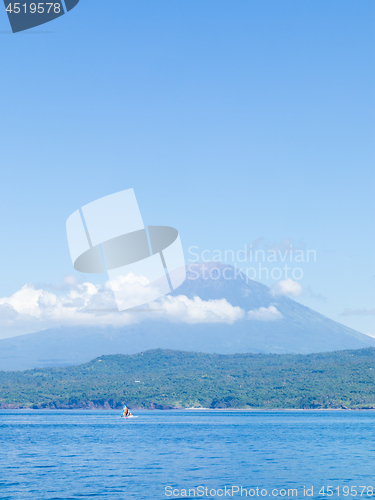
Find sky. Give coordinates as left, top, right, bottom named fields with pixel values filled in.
left=0, top=0, right=374, bottom=339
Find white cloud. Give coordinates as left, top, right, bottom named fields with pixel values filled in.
left=153, top=295, right=245, bottom=324
left=340, top=308, right=375, bottom=317
left=0, top=282, right=133, bottom=336
left=0, top=275, right=288, bottom=338
left=247, top=305, right=283, bottom=321
left=0, top=277, right=247, bottom=337
left=271, top=278, right=302, bottom=297
left=107, top=273, right=166, bottom=311
left=0, top=284, right=57, bottom=317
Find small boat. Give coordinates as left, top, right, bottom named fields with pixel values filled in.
left=121, top=404, right=137, bottom=419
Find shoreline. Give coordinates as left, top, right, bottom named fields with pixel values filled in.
left=1, top=407, right=375, bottom=412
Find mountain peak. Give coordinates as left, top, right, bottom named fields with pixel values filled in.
left=0, top=263, right=374, bottom=371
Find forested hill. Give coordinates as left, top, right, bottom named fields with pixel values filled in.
left=1, top=348, right=375, bottom=410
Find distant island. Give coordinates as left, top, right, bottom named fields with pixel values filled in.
left=1, top=348, right=375, bottom=410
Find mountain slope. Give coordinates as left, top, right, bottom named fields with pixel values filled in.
left=1, top=348, right=375, bottom=410
left=0, top=263, right=373, bottom=371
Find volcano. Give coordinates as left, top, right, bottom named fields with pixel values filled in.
left=0, top=263, right=373, bottom=371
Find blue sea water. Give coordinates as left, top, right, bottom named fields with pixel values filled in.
left=0, top=410, right=374, bottom=500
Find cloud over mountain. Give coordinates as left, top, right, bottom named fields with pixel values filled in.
left=0, top=263, right=374, bottom=371
left=0, top=275, right=256, bottom=337
left=247, top=306, right=283, bottom=321
left=271, top=279, right=302, bottom=297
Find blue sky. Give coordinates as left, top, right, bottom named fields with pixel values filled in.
left=0, top=0, right=374, bottom=337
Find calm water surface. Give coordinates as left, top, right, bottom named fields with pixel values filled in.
left=0, top=410, right=374, bottom=499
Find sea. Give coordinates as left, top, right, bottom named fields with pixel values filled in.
left=0, top=410, right=374, bottom=500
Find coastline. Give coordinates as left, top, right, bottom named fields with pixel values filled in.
left=1, top=406, right=375, bottom=411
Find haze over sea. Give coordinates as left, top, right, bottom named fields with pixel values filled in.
left=1, top=410, right=374, bottom=499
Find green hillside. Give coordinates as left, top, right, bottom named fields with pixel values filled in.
left=1, top=348, right=375, bottom=409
